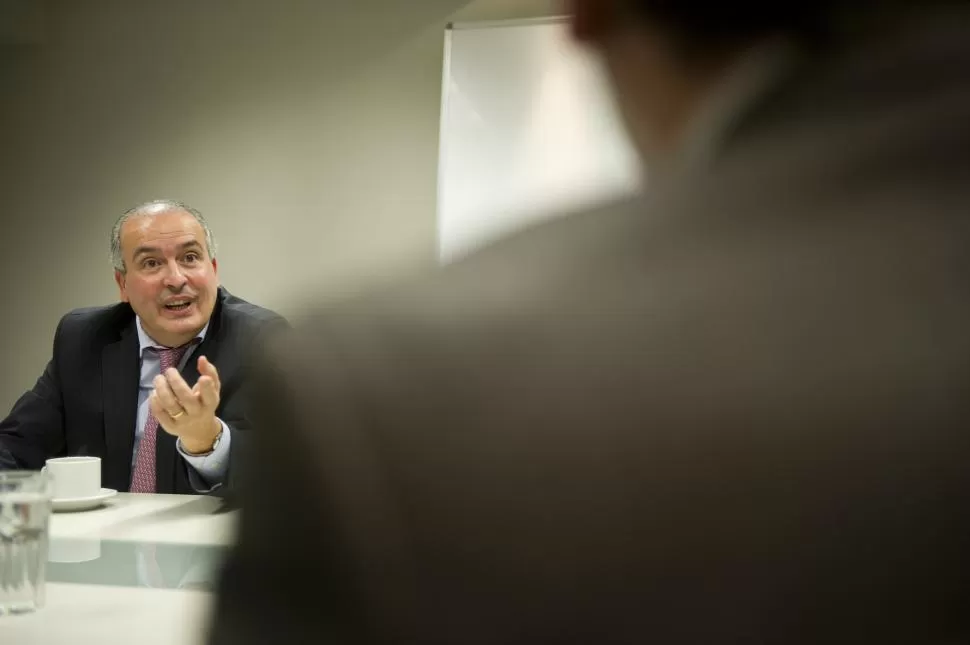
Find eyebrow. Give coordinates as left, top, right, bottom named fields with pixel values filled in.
left=132, top=240, right=203, bottom=261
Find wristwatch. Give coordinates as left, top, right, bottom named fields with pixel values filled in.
left=205, top=428, right=224, bottom=455
left=183, top=428, right=222, bottom=457
left=200, top=430, right=225, bottom=456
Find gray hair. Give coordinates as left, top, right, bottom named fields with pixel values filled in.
left=110, top=199, right=218, bottom=273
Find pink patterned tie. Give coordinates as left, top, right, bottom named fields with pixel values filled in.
left=130, top=344, right=191, bottom=493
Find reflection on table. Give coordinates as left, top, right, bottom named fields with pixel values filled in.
left=0, top=493, right=236, bottom=645
left=48, top=537, right=227, bottom=591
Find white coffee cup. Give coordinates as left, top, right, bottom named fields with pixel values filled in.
left=43, top=456, right=101, bottom=500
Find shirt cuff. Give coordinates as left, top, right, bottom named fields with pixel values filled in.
left=177, top=419, right=231, bottom=493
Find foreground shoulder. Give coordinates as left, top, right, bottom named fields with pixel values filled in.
left=219, top=291, right=288, bottom=331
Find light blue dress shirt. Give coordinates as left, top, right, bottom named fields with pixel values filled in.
left=134, top=318, right=231, bottom=492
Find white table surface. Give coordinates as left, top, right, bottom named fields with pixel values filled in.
left=49, top=492, right=235, bottom=545
left=0, top=493, right=236, bottom=645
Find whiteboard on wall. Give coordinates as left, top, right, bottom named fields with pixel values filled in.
left=436, top=17, right=642, bottom=263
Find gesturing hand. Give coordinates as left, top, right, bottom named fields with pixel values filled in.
left=150, top=355, right=222, bottom=454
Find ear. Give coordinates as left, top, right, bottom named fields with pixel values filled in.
left=569, top=0, right=612, bottom=44
left=211, top=258, right=220, bottom=284
left=114, top=270, right=129, bottom=303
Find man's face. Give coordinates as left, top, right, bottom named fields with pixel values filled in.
left=114, top=209, right=219, bottom=348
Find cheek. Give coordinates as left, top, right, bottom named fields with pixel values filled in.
left=126, top=279, right=160, bottom=302
left=185, top=271, right=212, bottom=290
left=190, top=269, right=219, bottom=291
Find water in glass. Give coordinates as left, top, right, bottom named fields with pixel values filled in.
left=0, top=471, right=52, bottom=615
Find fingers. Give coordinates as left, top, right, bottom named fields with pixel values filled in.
left=153, top=372, right=186, bottom=416
left=159, top=369, right=202, bottom=415
left=150, top=392, right=180, bottom=435
left=197, top=356, right=221, bottom=392
left=197, top=375, right=220, bottom=409
left=154, top=359, right=220, bottom=423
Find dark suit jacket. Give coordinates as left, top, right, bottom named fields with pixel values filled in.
left=0, top=287, right=285, bottom=494
left=211, top=8, right=970, bottom=645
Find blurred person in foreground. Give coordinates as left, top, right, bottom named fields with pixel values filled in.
left=211, top=2, right=970, bottom=643
left=0, top=200, right=285, bottom=494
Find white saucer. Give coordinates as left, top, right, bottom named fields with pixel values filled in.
left=52, top=488, right=118, bottom=513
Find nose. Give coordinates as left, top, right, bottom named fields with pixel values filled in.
left=162, top=260, right=188, bottom=290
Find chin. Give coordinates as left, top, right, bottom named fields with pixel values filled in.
left=160, top=310, right=209, bottom=335
left=169, top=316, right=202, bottom=329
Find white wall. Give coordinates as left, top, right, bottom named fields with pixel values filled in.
left=438, top=20, right=641, bottom=261
left=0, top=0, right=562, bottom=413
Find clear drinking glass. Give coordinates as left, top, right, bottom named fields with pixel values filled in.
left=0, top=471, right=53, bottom=615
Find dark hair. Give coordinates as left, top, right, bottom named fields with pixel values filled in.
left=627, top=2, right=907, bottom=52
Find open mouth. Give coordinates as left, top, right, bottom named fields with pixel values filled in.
left=163, top=300, right=194, bottom=312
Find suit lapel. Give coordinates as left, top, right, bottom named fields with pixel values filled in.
left=102, top=324, right=140, bottom=492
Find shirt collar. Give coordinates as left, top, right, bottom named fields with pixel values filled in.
left=135, top=316, right=209, bottom=353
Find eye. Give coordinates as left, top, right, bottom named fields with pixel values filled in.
left=142, top=258, right=160, bottom=269
left=184, top=252, right=200, bottom=263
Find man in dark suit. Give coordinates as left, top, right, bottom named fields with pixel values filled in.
left=0, top=200, right=285, bottom=494
left=211, top=2, right=970, bottom=643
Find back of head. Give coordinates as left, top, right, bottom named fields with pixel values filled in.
left=626, top=1, right=917, bottom=45
left=572, top=0, right=959, bottom=169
